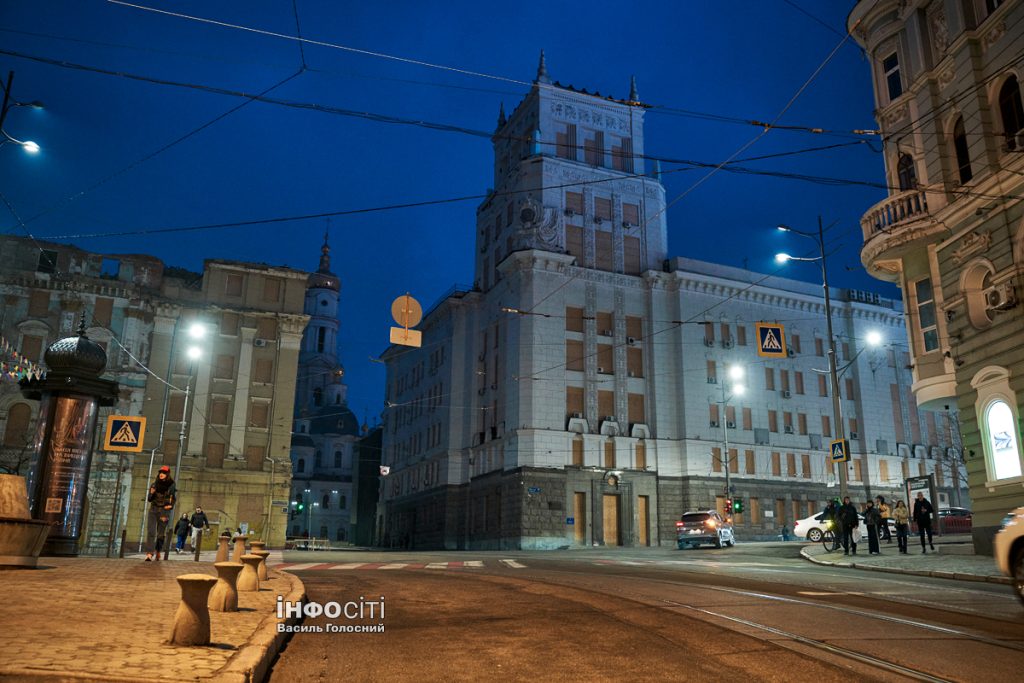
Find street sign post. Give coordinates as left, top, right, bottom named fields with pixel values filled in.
left=103, top=415, right=147, bottom=452
left=755, top=322, right=787, bottom=358
left=830, top=438, right=850, bottom=463
left=390, top=293, right=423, bottom=347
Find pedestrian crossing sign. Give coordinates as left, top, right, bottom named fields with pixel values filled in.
left=103, top=415, right=147, bottom=452
left=755, top=322, right=787, bottom=358
left=830, top=438, right=850, bottom=463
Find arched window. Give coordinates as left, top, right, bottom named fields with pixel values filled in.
left=313, top=387, right=322, bottom=406
left=3, top=403, right=32, bottom=447
left=972, top=366, right=1024, bottom=483
left=334, top=450, right=342, bottom=468
left=897, top=154, right=917, bottom=191
left=322, top=493, right=330, bottom=509
left=953, top=117, right=972, bottom=184
left=335, top=393, right=341, bottom=405
left=339, top=495, right=347, bottom=510
left=985, top=400, right=1022, bottom=480
left=315, top=450, right=322, bottom=468
left=998, top=76, right=1024, bottom=150
left=296, top=458, right=305, bottom=473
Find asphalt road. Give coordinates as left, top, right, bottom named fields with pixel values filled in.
left=267, top=543, right=1024, bottom=682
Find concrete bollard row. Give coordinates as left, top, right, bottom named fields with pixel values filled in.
left=169, top=535, right=275, bottom=647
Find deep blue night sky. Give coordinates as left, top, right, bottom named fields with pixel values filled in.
left=0, top=1, right=897, bottom=420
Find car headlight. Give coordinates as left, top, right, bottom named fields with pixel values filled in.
left=1000, top=513, right=1017, bottom=530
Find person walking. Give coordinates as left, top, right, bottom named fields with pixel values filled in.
left=913, top=492, right=935, bottom=553
left=189, top=506, right=210, bottom=551
left=145, top=465, right=176, bottom=561
left=173, top=513, right=190, bottom=554
left=838, top=496, right=859, bottom=555
left=893, top=499, right=910, bottom=554
left=877, top=496, right=892, bottom=543
left=863, top=500, right=882, bottom=555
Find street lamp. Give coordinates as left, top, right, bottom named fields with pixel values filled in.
left=717, top=365, right=745, bottom=503
left=0, top=71, right=42, bottom=154
left=775, top=217, right=849, bottom=498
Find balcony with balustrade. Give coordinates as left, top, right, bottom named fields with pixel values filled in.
left=859, top=187, right=946, bottom=282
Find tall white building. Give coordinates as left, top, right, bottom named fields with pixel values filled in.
left=379, top=56, right=966, bottom=550
left=288, top=236, right=361, bottom=543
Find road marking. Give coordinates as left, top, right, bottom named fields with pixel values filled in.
left=798, top=591, right=840, bottom=596
left=500, top=559, right=526, bottom=569
left=280, top=563, right=323, bottom=571
left=330, top=563, right=365, bottom=570
left=379, top=563, right=407, bottom=570
left=465, top=560, right=483, bottom=567
left=425, top=562, right=448, bottom=569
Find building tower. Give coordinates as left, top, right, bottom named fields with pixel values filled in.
left=849, top=0, right=1024, bottom=552
left=289, top=233, right=361, bottom=543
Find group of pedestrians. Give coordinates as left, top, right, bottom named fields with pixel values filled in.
left=824, top=492, right=936, bottom=556
left=143, top=465, right=211, bottom=561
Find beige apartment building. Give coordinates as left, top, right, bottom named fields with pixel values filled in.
left=0, top=234, right=308, bottom=552
left=849, top=0, right=1024, bottom=552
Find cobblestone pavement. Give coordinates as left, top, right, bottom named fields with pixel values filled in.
left=0, top=557, right=294, bottom=681
left=801, top=537, right=1011, bottom=584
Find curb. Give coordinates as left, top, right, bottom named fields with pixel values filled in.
left=799, top=546, right=1012, bottom=585
left=216, top=569, right=307, bottom=683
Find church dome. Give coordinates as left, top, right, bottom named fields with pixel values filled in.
left=308, top=404, right=361, bottom=437
left=44, top=319, right=107, bottom=377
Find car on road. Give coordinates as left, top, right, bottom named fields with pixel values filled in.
left=937, top=507, right=973, bottom=534
left=676, top=510, right=735, bottom=549
left=794, top=510, right=896, bottom=542
left=994, top=506, right=1024, bottom=605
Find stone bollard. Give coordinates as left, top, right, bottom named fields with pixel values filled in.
left=215, top=534, right=230, bottom=563
left=250, top=540, right=266, bottom=553
left=251, top=548, right=270, bottom=581
left=237, top=554, right=261, bottom=592
left=169, top=574, right=218, bottom=646
left=209, top=561, right=243, bottom=613
left=231, top=535, right=248, bottom=563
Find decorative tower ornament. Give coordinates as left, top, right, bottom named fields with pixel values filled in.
left=496, top=102, right=506, bottom=129
left=535, top=49, right=550, bottom=84
left=629, top=75, right=639, bottom=104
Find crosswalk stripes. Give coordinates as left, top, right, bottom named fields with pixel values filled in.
left=275, top=559, right=524, bottom=572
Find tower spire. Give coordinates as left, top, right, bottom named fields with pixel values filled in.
left=319, top=222, right=331, bottom=273
left=497, top=101, right=506, bottom=129
left=535, top=49, right=550, bottom=84
left=629, top=75, right=639, bottom=103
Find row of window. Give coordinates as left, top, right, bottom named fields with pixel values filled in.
left=711, top=448, right=948, bottom=485
left=222, top=272, right=285, bottom=304
left=554, top=124, right=634, bottom=172
left=568, top=437, right=646, bottom=470
left=565, top=387, right=646, bottom=425
left=294, top=449, right=348, bottom=472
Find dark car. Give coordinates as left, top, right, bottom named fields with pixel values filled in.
left=676, top=510, right=735, bottom=549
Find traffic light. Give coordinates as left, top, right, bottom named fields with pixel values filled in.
left=297, top=502, right=305, bottom=512
left=725, top=498, right=732, bottom=515
left=733, top=498, right=744, bottom=514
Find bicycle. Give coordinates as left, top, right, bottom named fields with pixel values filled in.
left=821, top=526, right=842, bottom=553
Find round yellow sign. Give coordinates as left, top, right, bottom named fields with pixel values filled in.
left=391, top=294, right=422, bottom=328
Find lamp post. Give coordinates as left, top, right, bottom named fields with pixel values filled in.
left=0, top=71, right=42, bottom=154
left=304, top=488, right=312, bottom=537
left=718, top=365, right=745, bottom=503
left=776, top=217, right=848, bottom=499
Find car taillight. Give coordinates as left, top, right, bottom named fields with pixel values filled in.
left=675, top=521, right=684, bottom=527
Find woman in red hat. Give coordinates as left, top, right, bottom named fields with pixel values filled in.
left=144, top=465, right=176, bottom=561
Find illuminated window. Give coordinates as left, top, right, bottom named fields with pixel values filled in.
left=972, top=366, right=1024, bottom=483
left=914, top=278, right=939, bottom=352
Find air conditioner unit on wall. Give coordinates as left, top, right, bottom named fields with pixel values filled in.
left=781, top=390, right=792, bottom=399
left=564, top=208, right=576, bottom=216
left=726, top=421, right=736, bottom=429
left=253, top=339, right=267, bottom=347
left=721, top=340, right=734, bottom=349
left=709, top=420, right=720, bottom=428
left=707, top=377, right=717, bottom=384
left=784, top=425, right=794, bottom=434
left=986, top=282, right=1017, bottom=311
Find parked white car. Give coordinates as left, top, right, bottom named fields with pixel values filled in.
left=794, top=510, right=896, bottom=542
left=993, top=506, right=1024, bottom=606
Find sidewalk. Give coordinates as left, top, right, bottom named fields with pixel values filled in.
left=0, top=554, right=304, bottom=682
left=800, top=535, right=1011, bottom=585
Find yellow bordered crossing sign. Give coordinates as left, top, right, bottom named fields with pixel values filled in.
left=755, top=322, right=787, bottom=358
left=830, top=438, right=851, bottom=463
left=104, top=415, right=147, bottom=452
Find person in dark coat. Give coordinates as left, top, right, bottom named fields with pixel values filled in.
left=837, top=496, right=859, bottom=555
left=863, top=500, right=882, bottom=555
left=913, top=492, right=935, bottom=553
left=189, top=506, right=210, bottom=550
left=174, top=513, right=190, bottom=553
left=145, top=465, right=176, bottom=561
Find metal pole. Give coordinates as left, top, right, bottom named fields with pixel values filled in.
left=721, top=382, right=731, bottom=503
left=106, top=452, right=124, bottom=558
left=818, top=216, right=848, bottom=500
left=0, top=71, right=13, bottom=135
left=138, top=318, right=179, bottom=551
